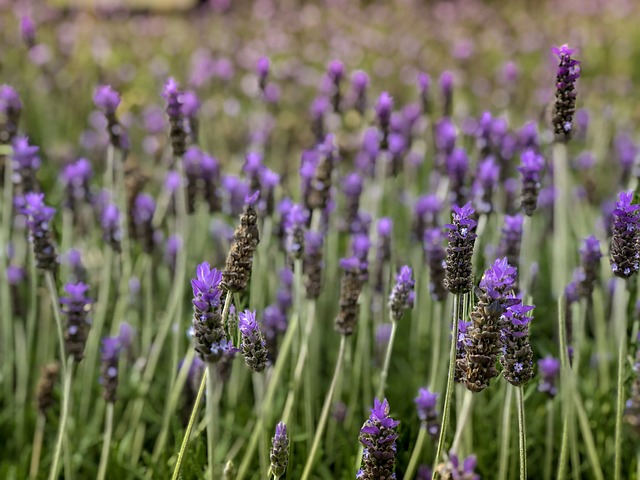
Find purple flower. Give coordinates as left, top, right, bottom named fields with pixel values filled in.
left=12, top=136, right=41, bottom=193
left=100, top=336, right=121, bottom=402
left=181, top=90, right=200, bottom=118
left=415, top=388, right=440, bottom=438
left=270, top=422, right=289, bottom=478
left=357, top=398, right=399, bottom=480
left=256, top=56, right=270, bottom=88
left=351, top=70, right=369, bottom=114
left=479, top=257, right=518, bottom=300
left=19, top=192, right=57, bottom=271
left=93, top=85, right=121, bottom=116
left=131, top=194, right=157, bottom=254
left=101, top=203, right=121, bottom=252
left=191, top=262, right=228, bottom=363
left=518, top=122, right=539, bottom=152
left=388, top=266, right=415, bottom=321
left=497, top=214, right=524, bottom=277
left=552, top=44, right=581, bottom=140
left=439, top=71, right=454, bottom=116
left=501, top=300, right=535, bottom=386
left=7, top=265, right=26, bottom=285
left=538, top=356, right=561, bottom=398
left=444, top=202, right=478, bottom=294
left=375, top=92, right=393, bottom=148
left=414, top=194, right=442, bottom=235
left=610, top=191, right=640, bottom=278
left=222, top=175, right=250, bottom=216
left=238, top=310, right=268, bottom=372
left=518, top=149, right=545, bottom=216
left=20, top=15, right=36, bottom=46
left=447, top=147, right=469, bottom=205
left=614, top=132, right=638, bottom=177
left=162, top=77, right=187, bottom=156
left=424, top=227, right=447, bottom=301
left=436, top=451, right=480, bottom=480
left=60, top=282, right=92, bottom=361
left=578, top=235, right=602, bottom=297
left=473, top=157, right=500, bottom=214
left=284, top=203, right=308, bottom=259
left=435, top=117, right=457, bottom=159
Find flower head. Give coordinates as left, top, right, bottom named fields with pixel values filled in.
left=357, top=398, right=399, bottom=480
left=238, top=310, right=268, bottom=372
left=270, top=422, right=289, bottom=479
left=388, top=266, right=415, bottom=321
left=93, top=85, right=121, bottom=115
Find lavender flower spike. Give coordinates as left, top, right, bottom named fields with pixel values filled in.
left=415, top=388, right=440, bottom=439
left=20, top=192, right=58, bottom=272
left=578, top=235, right=602, bottom=297
left=518, top=149, right=545, bottom=216
left=501, top=301, right=535, bottom=386
left=610, top=191, right=640, bottom=278
left=444, top=202, right=478, bottom=294
left=357, top=398, right=399, bottom=480
left=100, top=336, right=121, bottom=403
left=191, top=262, right=228, bottom=363
left=435, top=451, right=480, bottom=480
left=270, top=422, right=289, bottom=479
left=538, top=356, right=560, bottom=398
left=238, top=310, right=268, bottom=372
left=60, top=282, right=92, bottom=361
left=375, top=92, right=393, bottom=149
left=0, top=85, right=22, bottom=144
left=552, top=44, right=581, bottom=141
left=162, top=77, right=187, bottom=157
left=335, top=256, right=367, bottom=336
left=497, top=214, right=524, bottom=276
left=94, top=85, right=128, bottom=151
left=388, top=266, right=415, bottom=322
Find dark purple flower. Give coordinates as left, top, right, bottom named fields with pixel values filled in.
left=12, top=136, right=41, bottom=193
left=335, top=255, right=367, bottom=336
left=256, top=56, right=270, bottom=90
left=357, top=398, right=399, bottom=480
left=439, top=71, right=454, bottom=116
left=417, top=72, right=431, bottom=114
left=284, top=203, right=308, bottom=259
left=447, top=147, right=469, bottom=206
left=20, top=15, right=36, bottom=47
left=435, top=118, right=457, bottom=158
left=518, top=122, right=539, bottom=152
left=610, top=191, right=640, bottom=278
left=162, top=77, right=187, bottom=157
left=351, top=70, right=369, bottom=114
left=181, top=90, right=200, bottom=118
left=388, top=266, right=415, bottom=321
left=61, top=158, right=93, bottom=212
left=538, top=356, right=560, bottom=398
left=100, top=336, right=121, bottom=402
left=375, top=92, right=393, bottom=149
left=60, top=282, right=92, bottom=362
left=191, top=262, right=229, bottom=363
left=270, top=422, right=289, bottom=478
left=310, top=96, right=329, bottom=142
left=436, top=451, right=480, bottom=480
left=444, top=202, right=478, bottom=294
left=415, top=388, right=440, bottom=438
left=7, top=265, right=26, bottom=285
left=578, top=235, right=602, bottom=297
left=414, top=194, right=442, bottom=236
left=19, top=192, right=57, bottom=271
left=552, top=44, right=581, bottom=141
left=303, top=230, right=325, bottom=299
left=501, top=300, right=535, bottom=386
left=497, top=214, right=524, bottom=277
left=223, top=175, right=250, bottom=216
left=0, top=85, right=22, bottom=144
left=101, top=203, right=121, bottom=252
left=131, top=193, right=157, bottom=254
left=473, top=157, right=500, bottom=214
left=93, top=85, right=121, bottom=116
left=238, top=309, right=268, bottom=372
left=518, top=149, right=545, bottom=216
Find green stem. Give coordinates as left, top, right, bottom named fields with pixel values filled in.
left=300, top=335, right=347, bottom=480
left=29, top=414, right=46, bottom=479
left=142, top=256, right=154, bottom=353
left=451, top=389, right=473, bottom=453
left=557, top=294, right=571, bottom=479
left=432, top=293, right=462, bottom=478
left=48, top=358, right=74, bottom=480
left=172, top=368, right=207, bottom=480
left=613, top=279, right=629, bottom=480
left=552, top=142, right=569, bottom=295
left=544, top=400, right=554, bottom=480
left=498, top=385, right=513, bottom=480
left=405, top=427, right=428, bottom=480
left=428, top=301, right=443, bottom=389
left=516, top=386, right=527, bottom=480
left=206, top=365, right=218, bottom=480
left=0, top=150, right=14, bottom=406
left=45, top=271, right=67, bottom=376
left=97, top=402, right=114, bottom=480
left=573, top=388, right=604, bottom=480
left=377, top=320, right=399, bottom=400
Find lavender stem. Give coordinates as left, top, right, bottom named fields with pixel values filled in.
left=48, top=358, right=73, bottom=480
left=404, top=426, right=427, bottom=480
left=451, top=389, right=474, bottom=453
left=544, top=400, right=554, bottom=480
left=28, top=413, right=45, bottom=479
left=97, top=402, right=114, bottom=480
left=613, top=278, right=629, bottom=480
left=45, top=271, right=68, bottom=375
left=497, top=384, right=513, bottom=480
left=516, top=385, right=527, bottom=480
left=377, top=319, right=398, bottom=400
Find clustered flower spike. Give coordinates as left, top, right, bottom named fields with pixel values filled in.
left=93, top=85, right=128, bottom=151
left=335, top=256, right=367, bottom=336
left=284, top=203, right=308, bottom=259
left=351, top=70, right=369, bottom=115
left=552, top=44, right=581, bottom=141
left=424, top=228, right=447, bottom=301
left=306, top=135, right=338, bottom=211
left=415, top=388, right=440, bottom=439
left=500, top=301, right=535, bottom=386
left=238, top=310, right=268, bottom=372
left=518, top=149, right=545, bottom=216
left=0, top=85, right=22, bottom=144
left=497, top=214, right=524, bottom=280
left=458, top=258, right=519, bottom=392
left=356, top=398, right=399, bottom=480
left=578, top=235, right=602, bottom=298
left=60, top=282, right=92, bottom=362
left=101, top=203, right=122, bottom=252
left=36, top=363, right=59, bottom=415
left=19, top=192, right=58, bottom=272
left=222, top=192, right=261, bottom=292
left=435, top=451, right=480, bottom=480
left=375, top=92, right=393, bottom=150
left=61, top=158, right=93, bottom=215
left=388, top=266, right=415, bottom=321
left=303, top=230, right=325, bottom=299
left=610, top=191, right=640, bottom=278
left=12, top=136, right=41, bottom=194
left=444, top=203, right=478, bottom=294
left=269, top=422, right=289, bottom=479
left=100, top=336, right=122, bottom=403
left=373, top=218, right=393, bottom=293
left=162, top=77, right=187, bottom=157
left=191, top=262, right=229, bottom=363
left=131, top=193, right=157, bottom=254
left=538, top=356, right=560, bottom=398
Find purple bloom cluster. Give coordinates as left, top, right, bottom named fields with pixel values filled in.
left=131, top=193, right=157, bottom=254
left=415, top=388, right=440, bottom=438
left=19, top=192, right=58, bottom=271
left=577, top=235, right=602, bottom=297
left=93, top=85, right=129, bottom=151
left=435, top=451, right=480, bottom=480
left=162, top=77, right=187, bottom=157
left=61, top=158, right=93, bottom=213
left=12, top=136, right=41, bottom=194
left=497, top=214, right=524, bottom=277
left=283, top=203, right=308, bottom=259
left=101, top=203, right=122, bottom=252
left=388, top=266, right=415, bottom=321
left=424, top=228, right=447, bottom=301
left=270, top=422, right=289, bottom=479
left=552, top=44, right=581, bottom=140
left=518, top=149, right=545, bottom=216
left=238, top=310, right=268, bottom=372
left=472, top=157, right=500, bottom=214
left=100, top=336, right=121, bottom=403
left=60, top=282, right=92, bottom=362
left=500, top=301, right=535, bottom=386
left=444, top=202, right=478, bottom=294
left=350, top=70, right=369, bottom=115
left=183, top=146, right=221, bottom=213
left=0, top=85, right=22, bottom=144
left=357, top=398, right=399, bottom=480
left=610, top=191, right=640, bottom=278
left=375, top=92, right=393, bottom=149
left=191, top=262, right=229, bottom=363
left=538, top=356, right=561, bottom=398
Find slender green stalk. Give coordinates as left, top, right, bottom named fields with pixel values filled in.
left=45, top=271, right=67, bottom=376
left=451, top=389, right=473, bottom=453
left=300, top=335, right=347, bottom=480
left=432, top=293, right=462, bottom=478
left=97, top=402, right=114, bottom=480
left=377, top=319, right=399, bottom=400
left=29, top=413, right=46, bottom=479
left=544, top=400, right=554, bottom=480
left=516, top=386, right=527, bottom=480
left=428, top=301, right=443, bottom=389
left=498, top=385, right=513, bottom=480
left=206, top=365, right=218, bottom=480
left=573, top=388, right=604, bottom=480
left=48, top=358, right=73, bottom=480
left=557, top=293, right=571, bottom=479
left=142, top=256, right=154, bottom=353
left=0, top=150, right=14, bottom=405
left=613, top=278, right=629, bottom=480
left=405, top=427, right=428, bottom=480
left=172, top=369, right=207, bottom=480
left=552, top=142, right=569, bottom=295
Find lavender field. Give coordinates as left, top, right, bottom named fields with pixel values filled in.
left=1, top=0, right=640, bottom=478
